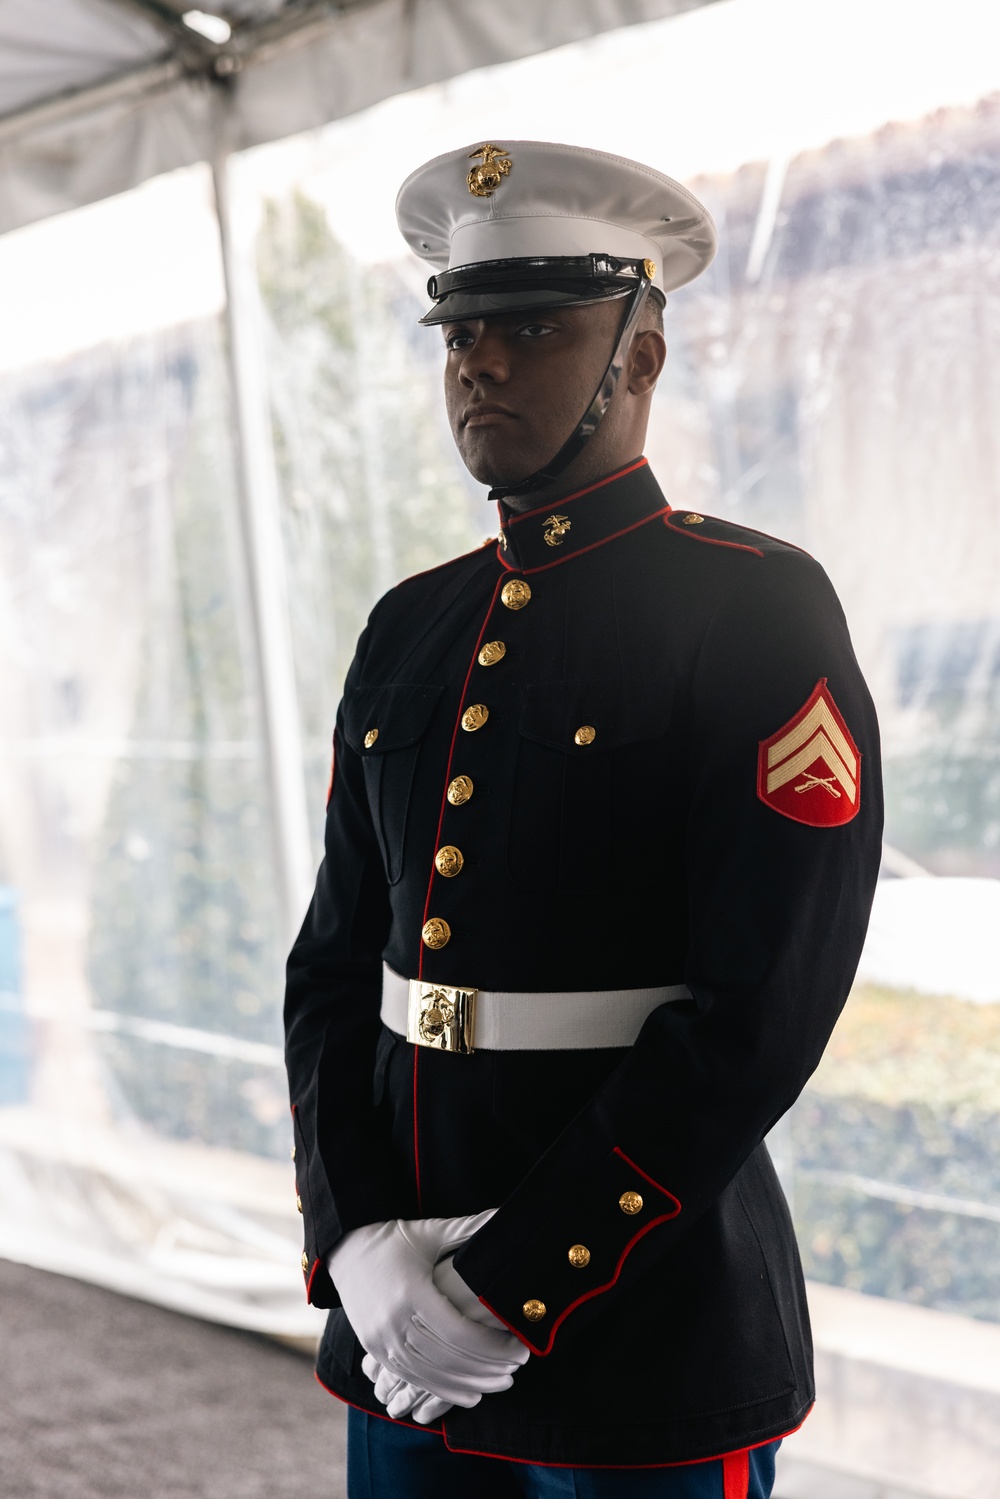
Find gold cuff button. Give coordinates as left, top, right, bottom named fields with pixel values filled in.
left=290, top=1145, right=296, bottom=1162
left=447, top=775, right=474, bottom=806
left=522, top=1299, right=547, bottom=1322
left=363, top=728, right=379, bottom=748
left=301, top=1252, right=309, bottom=1272
left=421, top=917, right=451, bottom=950
left=568, top=1244, right=591, bottom=1269
left=478, top=640, right=506, bottom=667
left=619, top=1191, right=644, bottom=1215
left=462, top=703, right=489, bottom=731
left=574, top=725, right=596, bottom=746
left=683, top=514, right=704, bottom=526
left=501, top=579, right=531, bottom=610
left=435, top=845, right=464, bottom=878
left=296, top=1195, right=303, bottom=1214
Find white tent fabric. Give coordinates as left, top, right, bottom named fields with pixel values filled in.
left=0, top=0, right=717, bottom=236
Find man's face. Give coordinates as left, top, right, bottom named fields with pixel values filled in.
left=442, top=301, right=625, bottom=488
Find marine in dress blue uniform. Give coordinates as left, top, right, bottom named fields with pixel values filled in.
left=284, top=142, right=884, bottom=1496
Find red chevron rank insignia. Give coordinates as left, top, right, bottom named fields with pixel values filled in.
left=757, top=679, right=861, bottom=827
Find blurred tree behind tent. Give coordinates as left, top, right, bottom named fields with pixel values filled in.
left=86, top=193, right=479, bottom=1158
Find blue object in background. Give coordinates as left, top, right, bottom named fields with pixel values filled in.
left=0, top=887, right=30, bottom=1105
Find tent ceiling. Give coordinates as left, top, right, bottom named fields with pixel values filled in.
left=0, top=0, right=722, bottom=235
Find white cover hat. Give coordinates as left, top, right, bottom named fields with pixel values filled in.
left=396, top=139, right=717, bottom=322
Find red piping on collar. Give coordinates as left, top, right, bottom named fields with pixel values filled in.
left=498, top=456, right=649, bottom=534
left=497, top=505, right=670, bottom=575
left=477, top=1147, right=680, bottom=1357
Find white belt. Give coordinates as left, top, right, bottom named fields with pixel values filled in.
left=381, top=963, right=690, bottom=1054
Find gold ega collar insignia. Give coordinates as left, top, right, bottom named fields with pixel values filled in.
left=468, top=143, right=513, bottom=199
left=543, top=513, right=571, bottom=547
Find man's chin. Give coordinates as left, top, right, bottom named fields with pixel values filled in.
left=458, top=442, right=545, bottom=491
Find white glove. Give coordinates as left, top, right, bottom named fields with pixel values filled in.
left=327, top=1211, right=527, bottom=1414
left=360, top=1212, right=520, bottom=1425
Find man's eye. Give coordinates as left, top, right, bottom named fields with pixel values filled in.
left=518, top=323, right=555, bottom=338
left=445, top=332, right=474, bottom=350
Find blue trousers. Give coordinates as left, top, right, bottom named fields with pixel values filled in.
left=346, top=1409, right=779, bottom=1498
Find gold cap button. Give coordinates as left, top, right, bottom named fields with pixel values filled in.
left=644, top=257, right=657, bottom=280
left=462, top=703, right=489, bottom=732
left=683, top=514, right=704, bottom=525
left=435, top=845, right=464, bottom=878
left=421, top=917, right=451, bottom=950
left=568, top=1244, right=591, bottom=1269
left=522, top=1299, right=547, bottom=1322
left=574, top=725, right=596, bottom=746
left=619, top=1191, right=644, bottom=1215
left=301, top=1252, right=309, bottom=1272
left=501, top=579, right=531, bottom=610
left=478, top=640, right=506, bottom=667
left=447, top=775, right=474, bottom=806
left=363, top=728, right=379, bottom=748
left=296, top=1195, right=303, bottom=1214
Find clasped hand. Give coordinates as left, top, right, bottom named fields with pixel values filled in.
left=327, top=1210, right=528, bottom=1425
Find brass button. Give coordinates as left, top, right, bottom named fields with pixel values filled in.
left=619, top=1191, right=643, bottom=1215
left=644, top=257, right=657, bottom=280
left=301, top=1252, right=309, bottom=1272
left=522, top=1299, right=547, bottom=1322
left=290, top=1145, right=296, bottom=1162
left=568, top=1244, right=591, bottom=1269
left=296, top=1195, right=303, bottom=1214
left=462, top=703, right=489, bottom=732
left=683, top=514, right=704, bottom=525
left=435, top=845, right=464, bottom=878
left=501, top=579, right=531, bottom=610
left=574, top=725, right=596, bottom=746
left=363, top=728, right=379, bottom=748
left=422, top=917, right=451, bottom=950
left=478, top=640, right=506, bottom=667
left=447, top=775, right=474, bottom=806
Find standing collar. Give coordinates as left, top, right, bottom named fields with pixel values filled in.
left=496, top=458, right=670, bottom=573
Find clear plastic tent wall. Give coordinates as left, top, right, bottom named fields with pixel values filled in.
left=1, top=10, right=1000, bottom=1340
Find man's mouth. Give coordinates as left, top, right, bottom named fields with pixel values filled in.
left=462, top=403, right=517, bottom=428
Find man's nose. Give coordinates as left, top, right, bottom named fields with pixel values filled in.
left=458, top=332, right=510, bottom=387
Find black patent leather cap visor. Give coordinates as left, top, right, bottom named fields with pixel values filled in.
left=418, top=253, right=658, bottom=326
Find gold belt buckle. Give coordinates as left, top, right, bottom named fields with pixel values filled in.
left=406, top=981, right=477, bottom=1054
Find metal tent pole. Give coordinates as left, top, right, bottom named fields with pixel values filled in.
left=211, top=147, right=314, bottom=949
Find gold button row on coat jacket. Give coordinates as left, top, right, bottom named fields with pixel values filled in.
left=619, top=1191, right=644, bottom=1215
left=462, top=703, right=489, bottom=732
left=574, top=725, right=596, bottom=746
left=568, top=1244, right=591, bottom=1268
left=363, top=728, right=379, bottom=748
left=447, top=775, right=473, bottom=805
left=478, top=640, right=506, bottom=666
left=422, top=917, right=451, bottom=950
left=501, top=579, right=531, bottom=610
left=522, top=1299, right=547, bottom=1322
left=435, top=845, right=464, bottom=877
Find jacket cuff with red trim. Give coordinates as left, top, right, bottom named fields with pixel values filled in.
left=451, top=1147, right=680, bottom=1356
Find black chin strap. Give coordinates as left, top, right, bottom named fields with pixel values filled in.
left=487, top=269, right=653, bottom=503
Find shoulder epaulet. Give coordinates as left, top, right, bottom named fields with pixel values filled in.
left=662, top=509, right=811, bottom=560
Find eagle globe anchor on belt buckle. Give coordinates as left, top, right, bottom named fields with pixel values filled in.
left=407, top=981, right=478, bottom=1054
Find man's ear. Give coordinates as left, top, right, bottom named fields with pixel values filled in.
left=626, top=329, right=667, bottom=395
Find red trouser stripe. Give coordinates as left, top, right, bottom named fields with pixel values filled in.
left=723, top=1448, right=750, bottom=1499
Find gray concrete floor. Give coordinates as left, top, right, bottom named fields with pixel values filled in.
left=0, top=1261, right=347, bottom=1499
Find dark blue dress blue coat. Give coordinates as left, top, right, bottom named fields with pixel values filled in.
left=284, top=458, right=883, bottom=1468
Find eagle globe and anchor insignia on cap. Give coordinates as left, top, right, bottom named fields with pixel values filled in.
left=467, top=143, right=513, bottom=198
left=757, top=679, right=861, bottom=828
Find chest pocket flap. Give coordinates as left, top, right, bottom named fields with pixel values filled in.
left=519, top=680, right=672, bottom=754
left=343, top=683, right=444, bottom=755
